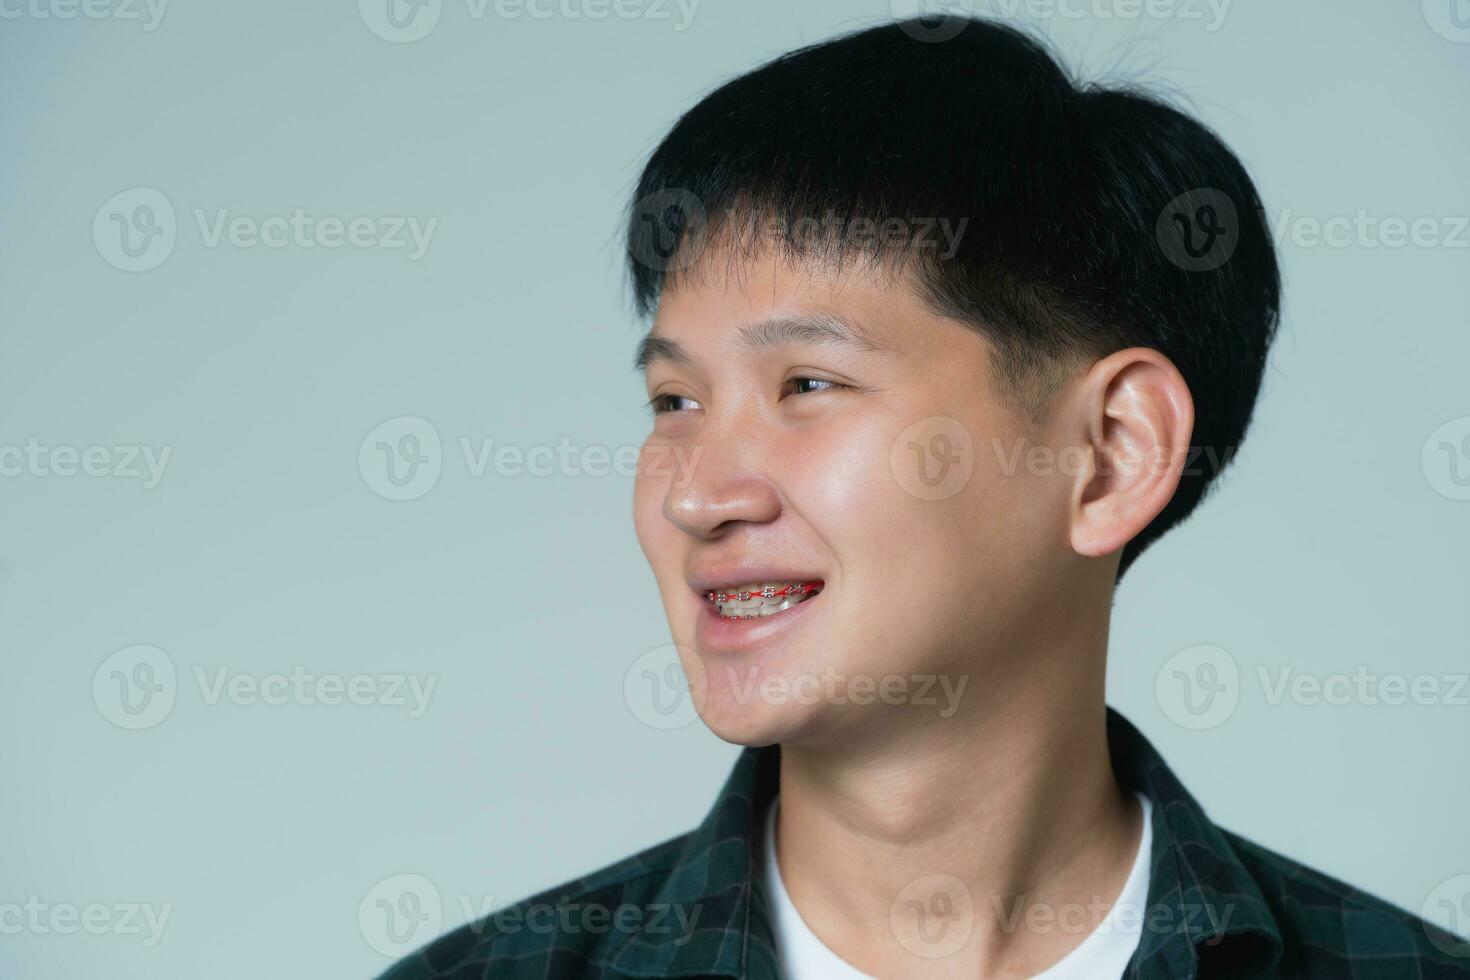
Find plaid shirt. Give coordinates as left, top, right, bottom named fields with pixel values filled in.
left=380, top=708, right=1470, bottom=979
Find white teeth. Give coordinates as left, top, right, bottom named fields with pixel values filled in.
left=710, top=581, right=818, bottom=619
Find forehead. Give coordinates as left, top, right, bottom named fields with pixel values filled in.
left=639, top=250, right=953, bottom=366
left=634, top=310, right=885, bottom=374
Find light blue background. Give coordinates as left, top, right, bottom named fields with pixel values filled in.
left=1, top=1, right=1467, bottom=977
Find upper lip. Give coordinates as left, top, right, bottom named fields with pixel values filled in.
left=687, top=563, right=826, bottom=595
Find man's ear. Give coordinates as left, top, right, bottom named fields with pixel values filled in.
left=1067, top=347, right=1195, bottom=560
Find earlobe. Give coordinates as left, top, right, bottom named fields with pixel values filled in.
left=1069, top=348, right=1195, bottom=561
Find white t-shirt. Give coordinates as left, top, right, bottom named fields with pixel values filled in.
left=760, top=789, right=1154, bottom=979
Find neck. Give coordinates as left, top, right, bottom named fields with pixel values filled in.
left=772, top=633, right=1140, bottom=978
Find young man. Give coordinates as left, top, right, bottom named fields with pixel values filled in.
left=383, top=16, right=1469, bottom=980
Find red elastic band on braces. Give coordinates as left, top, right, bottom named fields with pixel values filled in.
left=706, top=582, right=822, bottom=603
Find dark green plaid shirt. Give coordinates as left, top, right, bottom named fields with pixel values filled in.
left=379, top=708, right=1469, bottom=979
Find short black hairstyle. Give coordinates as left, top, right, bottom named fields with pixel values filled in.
left=625, top=15, right=1281, bottom=580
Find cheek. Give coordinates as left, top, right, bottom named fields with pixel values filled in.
left=632, top=444, right=678, bottom=569
left=781, top=412, right=1049, bottom=623
left=779, top=410, right=1006, bottom=564
left=632, top=466, right=698, bottom=637
left=631, top=465, right=657, bottom=547
left=776, top=414, right=898, bottom=542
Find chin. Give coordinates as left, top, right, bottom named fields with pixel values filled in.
left=694, top=696, right=820, bottom=748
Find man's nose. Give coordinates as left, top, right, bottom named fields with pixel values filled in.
left=660, top=426, right=783, bottom=540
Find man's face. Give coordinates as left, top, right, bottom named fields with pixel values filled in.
left=633, top=251, right=1081, bottom=749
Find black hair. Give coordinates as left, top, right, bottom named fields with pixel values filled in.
left=625, top=16, right=1281, bottom=580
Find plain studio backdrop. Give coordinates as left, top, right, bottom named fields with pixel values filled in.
left=1, top=1, right=1467, bottom=977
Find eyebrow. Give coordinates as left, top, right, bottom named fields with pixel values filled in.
left=633, top=312, right=885, bottom=373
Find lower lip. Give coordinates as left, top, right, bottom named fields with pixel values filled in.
left=694, top=589, right=824, bottom=655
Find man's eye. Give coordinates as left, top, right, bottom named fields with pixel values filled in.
left=784, top=377, right=847, bottom=396
left=647, top=393, right=700, bottom=414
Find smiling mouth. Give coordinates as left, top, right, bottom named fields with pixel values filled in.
left=705, top=581, right=824, bottom=619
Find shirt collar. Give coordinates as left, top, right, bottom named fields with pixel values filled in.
left=607, top=707, right=1283, bottom=979
left=1104, top=707, right=1283, bottom=979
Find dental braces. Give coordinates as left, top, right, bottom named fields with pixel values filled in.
left=705, top=582, right=823, bottom=603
